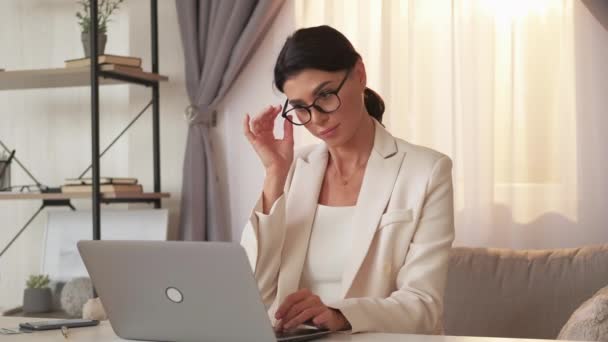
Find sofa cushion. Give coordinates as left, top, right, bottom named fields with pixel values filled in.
left=443, top=244, right=608, bottom=339
left=557, top=285, right=608, bottom=341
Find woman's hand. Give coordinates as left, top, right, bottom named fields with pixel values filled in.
left=243, top=105, right=294, bottom=176
left=274, top=289, right=351, bottom=332
left=244, top=105, right=295, bottom=213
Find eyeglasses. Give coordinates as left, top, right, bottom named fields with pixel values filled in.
left=281, top=68, right=351, bottom=126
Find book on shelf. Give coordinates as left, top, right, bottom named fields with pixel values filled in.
left=64, top=177, right=138, bottom=186
left=64, top=55, right=142, bottom=68
left=61, top=184, right=143, bottom=194
left=99, top=63, right=145, bottom=74
left=98, top=64, right=169, bottom=82
left=101, top=64, right=143, bottom=73
left=99, top=64, right=168, bottom=82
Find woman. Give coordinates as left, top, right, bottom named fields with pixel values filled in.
left=241, top=25, right=454, bottom=335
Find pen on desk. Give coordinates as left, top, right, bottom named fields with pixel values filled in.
left=61, top=326, right=69, bottom=339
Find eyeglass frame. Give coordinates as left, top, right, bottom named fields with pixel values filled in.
left=281, top=68, right=352, bottom=126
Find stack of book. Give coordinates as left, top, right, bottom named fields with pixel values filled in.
left=61, top=177, right=142, bottom=194
left=64, top=55, right=142, bottom=74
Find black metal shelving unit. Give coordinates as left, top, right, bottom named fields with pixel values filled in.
left=0, top=0, right=168, bottom=257
left=89, top=0, right=162, bottom=240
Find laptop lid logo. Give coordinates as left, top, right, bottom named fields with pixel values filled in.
left=165, top=287, right=183, bottom=303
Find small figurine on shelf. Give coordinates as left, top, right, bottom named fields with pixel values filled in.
left=23, top=274, right=52, bottom=314
left=76, top=0, right=125, bottom=57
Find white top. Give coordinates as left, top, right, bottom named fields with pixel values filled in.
left=299, top=204, right=356, bottom=304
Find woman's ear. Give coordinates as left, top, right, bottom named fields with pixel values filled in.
left=355, top=58, right=367, bottom=89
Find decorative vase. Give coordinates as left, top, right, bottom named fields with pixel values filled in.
left=23, top=288, right=52, bottom=314
left=61, top=277, right=94, bottom=318
left=81, top=32, right=107, bottom=57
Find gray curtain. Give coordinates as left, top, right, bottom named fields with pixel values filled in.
left=176, top=0, right=285, bottom=241
left=580, top=0, right=608, bottom=31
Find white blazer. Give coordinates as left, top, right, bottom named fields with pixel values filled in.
left=241, top=119, right=455, bottom=334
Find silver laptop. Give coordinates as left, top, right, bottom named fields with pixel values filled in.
left=77, top=240, right=331, bottom=342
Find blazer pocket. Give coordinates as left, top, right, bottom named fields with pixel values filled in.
left=378, top=209, right=414, bottom=230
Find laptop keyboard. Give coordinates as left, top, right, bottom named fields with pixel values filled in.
left=275, top=327, right=330, bottom=341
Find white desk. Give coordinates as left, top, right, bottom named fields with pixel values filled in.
left=0, top=317, right=558, bottom=342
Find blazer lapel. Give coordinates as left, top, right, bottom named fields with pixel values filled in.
left=272, top=145, right=328, bottom=314
left=340, top=121, right=406, bottom=298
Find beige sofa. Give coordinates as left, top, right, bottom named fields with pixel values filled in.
left=443, top=244, right=608, bottom=340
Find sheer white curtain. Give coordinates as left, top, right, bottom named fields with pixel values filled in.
left=295, top=0, right=608, bottom=249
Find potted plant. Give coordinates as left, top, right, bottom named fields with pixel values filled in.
left=76, top=0, right=125, bottom=57
left=23, top=274, right=52, bottom=314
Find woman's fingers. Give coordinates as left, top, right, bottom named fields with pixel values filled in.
left=281, top=295, right=319, bottom=326
left=312, top=310, right=332, bottom=328
left=263, top=104, right=282, bottom=122
left=250, top=105, right=273, bottom=135
left=275, top=289, right=311, bottom=319
left=243, top=114, right=255, bottom=143
left=282, top=294, right=323, bottom=328
left=251, top=104, right=282, bottom=135
left=283, top=115, right=294, bottom=144
left=283, top=306, right=325, bottom=330
left=243, top=104, right=293, bottom=173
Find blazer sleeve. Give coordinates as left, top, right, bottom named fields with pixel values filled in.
left=328, top=156, right=455, bottom=334
left=240, top=161, right=297, bottom=309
